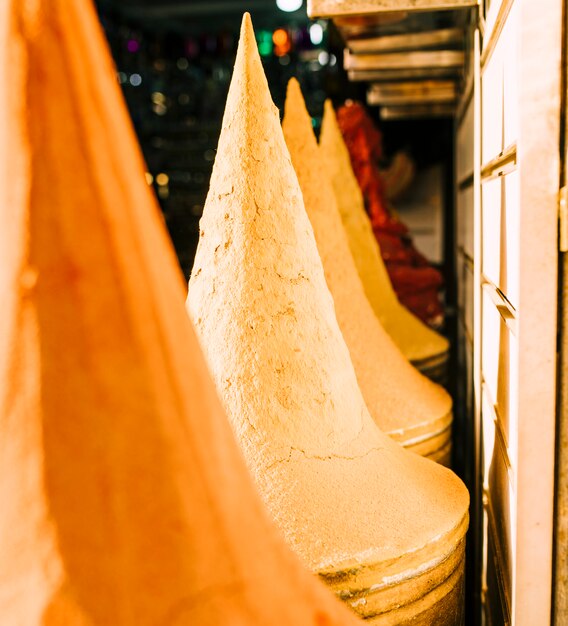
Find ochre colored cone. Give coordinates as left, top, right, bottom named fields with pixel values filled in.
left=0, top=3, right=369, bottom=625
left=320, top=100, right=449, bottom=372
left=187, top=14, right=469, bottom=623
left=282, top=80, right=452, bottom=463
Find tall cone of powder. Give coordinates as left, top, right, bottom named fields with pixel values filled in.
left=187, top=14, right=469, bottom=624
left=319, top=101, right=449, bottom=381
left=0, top=2, right=372, bottom=624
left=282, top=79, right=452, bottom=464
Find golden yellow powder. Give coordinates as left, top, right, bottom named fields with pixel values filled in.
left=319, top=100, right=449, bottom=365
left=283, top=80, right=452, bottom=458
left=187, top=14, right=469, bottom=622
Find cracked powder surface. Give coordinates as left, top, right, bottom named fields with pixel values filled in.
left=282, top=79, right=451, bottom=441
left=187, top=13, right=468, bottom=574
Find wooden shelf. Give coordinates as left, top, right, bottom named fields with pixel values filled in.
left=308, top=0, right=478, bottom=19
left=348, top=66, right=461, bottom=81
left=367, top=79, right=457, bottom=105
left=378, top=103, right=456, bottom=119
left=344, top=48, right=465, bottom=70
left=348, top=27, right=463, bottom=53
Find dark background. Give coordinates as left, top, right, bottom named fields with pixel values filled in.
left=95, top=0, right=453, bottom=279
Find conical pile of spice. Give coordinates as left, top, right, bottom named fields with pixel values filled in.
left=320, top=100, right=450, bottom=384
left=0, top=2, right=369, bottom=624
left=187, top=14, right=469, bottom=624
left=283, top=80, right=452, bottom=464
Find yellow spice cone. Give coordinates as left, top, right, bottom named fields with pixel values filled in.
left=319, top=100, right=449, bottom=371
left=283, top=80, right=452, bottom=462
left=187, top=14, right=469, bottom=623
left=0, top=2, right=370, bottom=625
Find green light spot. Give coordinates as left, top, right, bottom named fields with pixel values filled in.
left=257, top=30, right=273, bottom=57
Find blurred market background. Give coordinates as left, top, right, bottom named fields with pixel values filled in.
left=95, top=0, right=453, bottom=281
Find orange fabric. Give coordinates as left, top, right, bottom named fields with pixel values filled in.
left=0, top=2, right=363, bottom=624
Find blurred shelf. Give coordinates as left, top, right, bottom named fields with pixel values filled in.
left=348, top=66, right=461, bottom=81
left=308, top=0, right=477, bottom=18
left=379, top=103, right=456, bottom=119
left=367, top=79, right=458, bottom=105
left=348, top=27, right=463, bottom=53
left=345, top=48, right=465, bottom=70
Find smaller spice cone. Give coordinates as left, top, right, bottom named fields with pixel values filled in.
left=0, top=2, right=368, bottom=624
left=188, top=15, right=469, bottom=624
left=283, top=81, right=452, bottom=464
left=320, top=100, right=449, bottom=381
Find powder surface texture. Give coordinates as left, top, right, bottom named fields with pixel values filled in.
left=319, top=100, right=449, bottom=364
left=187, top=14, right=469, bottom=574
left=0, top=3, right=369, bottom=624
left=282, top=80, right=451, bottom=439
